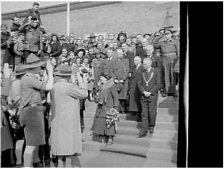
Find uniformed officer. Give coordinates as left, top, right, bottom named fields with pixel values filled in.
left=158, top=28, right=179, bottom=97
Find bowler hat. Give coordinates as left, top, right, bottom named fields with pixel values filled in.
left=23, top=53, right=46, bottom=69
left=15, top=64, right=26, bottom=75
left=164, top=29, right=174, bottom=35
left=53, top=65, right=72, bottom=76
left=89, top=33, right=97, bottom=38
left=130, top=34, right=137, bottom=39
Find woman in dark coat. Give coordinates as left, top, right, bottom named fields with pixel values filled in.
left=49, top=33, right=62, bottom=64
left=91, top=73, right=119, bottom=145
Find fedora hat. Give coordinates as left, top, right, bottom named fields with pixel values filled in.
left=24, top=53, right=46, bottom=69
left=88, top=33, right=97, bottom=38
left=53, top=65, right=72, bottom=76
left=15, top=64, right=26, bottom=75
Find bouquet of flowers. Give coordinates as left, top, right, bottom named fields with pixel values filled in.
left=105, top=108, right=120, bottom=131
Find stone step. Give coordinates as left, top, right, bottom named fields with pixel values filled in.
left=114, top=134, right=177, bottom=150
left=100, top=142, right=149, bottom=158
left=114, top=113, right=178, bottom=122
left=82, top=126, right=178, bottom=142
left=157, top=108, right=178, bottom=115
left=142, top=159, right=177, bottom=167
left=158, top=102, right=179, bottom=108
left=82, top=139, right=102, bottom=152
left=115, top=120, right=178, bottom=131
left=146, top=147, right=177, bottom=163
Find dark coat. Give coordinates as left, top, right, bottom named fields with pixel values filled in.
left=138, top=67, right=162, bottom=98
left=23, top=9, right=42, bottom=26
left=1, top=32, right=10, bottom=50
left=92, top=83, right=119, bottom=136
left=99, top=58, right=113, bottom=77
left=111, top=58, right=129, bottom=99
left=49, top=42, right=62, bottom=59
left=127, top=64, right=145, bottom=112
left=136, top=45, right=146, bottom=62
left=123, top=50, right=135, bottom=74
left=11, top=23, right=21, bottom=32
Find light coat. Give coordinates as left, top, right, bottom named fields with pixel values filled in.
left=50, top=79, right=88, bottom=155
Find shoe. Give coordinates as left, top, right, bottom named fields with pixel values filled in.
left=162, top=93, right=167, bottom=97
left=137, top=131, right=148, bottom=138
left=33, top=161, right=44, bottom=168
left=106, top=140, right=113, bottom=146
left=149, top=128, right=154, bottom=134
left=44, top=159, right=51, bottom=167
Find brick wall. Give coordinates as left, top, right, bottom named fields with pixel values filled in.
left=1, top=1, right=179, bottom=38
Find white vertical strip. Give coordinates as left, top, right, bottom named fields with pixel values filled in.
left=185, top=8, right=189, bottom=167
left=67, top=1, right=70, bottom=36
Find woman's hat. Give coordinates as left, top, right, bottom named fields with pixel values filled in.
left=23, top=53, right=46, bottom=69
left=75, top=48, right=86, bottom=56
left=15, top=64, right=26, bottom=75
left=53, top=65, right=72, bottom=76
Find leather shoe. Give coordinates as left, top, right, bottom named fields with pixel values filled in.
left=149, top=128, right=154, bottom=134
left=138, top=131, right=148, bottom=138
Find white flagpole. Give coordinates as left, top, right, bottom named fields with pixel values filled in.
left=67, top=2, right=70, bottom=36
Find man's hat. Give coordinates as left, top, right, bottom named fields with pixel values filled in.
left=163, top=25, right=174, bottom=30
left=53, top=65, right=72, bottom=76
left=143, top=33, right=152, bottom=37
left=23, top=53, right=46, bottom=69
left=100, top=72, right=110, bottom=80
left=12, top=13, right=19, bottom=20
left=15, top=64, right=26, bottom=75
left=88, top=33, right=97, bottom=38
left=130, top=34, right=137, bottom=39
left=164, top=29, right=174, bottom=35
left=18, top=32, right=25, bottom=36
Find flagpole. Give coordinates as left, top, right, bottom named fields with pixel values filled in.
left=67, top=2, right=70, bottom=36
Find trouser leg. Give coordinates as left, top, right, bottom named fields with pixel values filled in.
left=148, top=97, right=158, bottom=128
left=140, top=98, right=149, bottom=131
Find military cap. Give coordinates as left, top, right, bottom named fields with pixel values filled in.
left=33, top=2, right=39, bottom=7
left=89, top=33, right=97, bottom=38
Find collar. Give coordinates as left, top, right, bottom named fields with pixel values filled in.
left=136, top=63, right=141, bottom=69
left=146, top=67, right=152, bottom=72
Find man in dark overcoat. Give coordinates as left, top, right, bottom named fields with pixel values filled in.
left=137, top=58, right=162, bottom=137
left=121, top=43, right=135, bottom=77
left=111, top=49, right=129, bottom=113
left=127, top=56, right=144, bottom=121
left=136, top=38, right=148, bottom=61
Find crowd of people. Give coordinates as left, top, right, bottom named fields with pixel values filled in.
left=1, top=2, right=180, bottom=168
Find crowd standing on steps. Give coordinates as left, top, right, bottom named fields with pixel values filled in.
left=1, top=1, right=180, bottom=167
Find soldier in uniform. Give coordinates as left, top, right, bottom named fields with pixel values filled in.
left=19, top=16, right=46, bottom=63
left=157, top=28, right=179, bottom=97
left=137, top=58, right=162, bottom=137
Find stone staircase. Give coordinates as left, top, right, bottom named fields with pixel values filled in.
left=81, top=95, right=179, bottom=167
